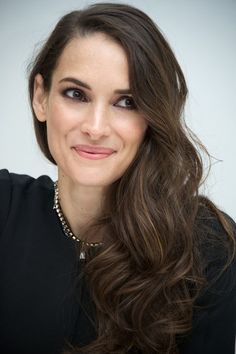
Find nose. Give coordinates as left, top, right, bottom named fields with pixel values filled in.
left=80, top=104, right=111, bottom=140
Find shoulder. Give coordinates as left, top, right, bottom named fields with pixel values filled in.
left=194, top=200, right=235, bottom=260
left=193, top=202, right=236, bottom=313
left=178, top=206, right=236, bottom=353
left=0, top=168, right=53, bottom=192
left=0, top=168, right=53, bottom=189
left=0, top=169, right=54, bottom=234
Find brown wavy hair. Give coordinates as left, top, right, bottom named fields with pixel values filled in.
left=28, top=3, right=235, bottom=353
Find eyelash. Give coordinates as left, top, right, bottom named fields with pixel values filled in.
left=62, top=88, right=87, bottom=102
left=61, top=87, right=137, bottom=110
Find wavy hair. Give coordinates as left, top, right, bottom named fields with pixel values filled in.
left=28, top=3, right=235, bottom=353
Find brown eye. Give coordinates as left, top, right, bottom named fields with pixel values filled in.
left=116, top=96, right=136, bottom=110
left=63, top=88, right=87, bottom=102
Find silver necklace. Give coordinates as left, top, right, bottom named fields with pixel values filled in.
left=53, top=181, right=103, bottom=259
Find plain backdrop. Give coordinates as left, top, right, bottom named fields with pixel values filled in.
left=0, top=0, right=235, bottom=219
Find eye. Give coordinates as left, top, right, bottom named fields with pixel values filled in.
left=115, top=96, right=137, bottom=110
left=62, top=88, right=88, bottom=102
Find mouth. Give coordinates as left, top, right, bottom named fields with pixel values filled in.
left=72, top=145, right=116, bottom=160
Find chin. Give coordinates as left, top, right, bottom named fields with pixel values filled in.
left=73, top=175, right=114, bottom=188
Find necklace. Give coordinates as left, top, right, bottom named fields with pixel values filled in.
left=53, top=181, right=103, bottom=259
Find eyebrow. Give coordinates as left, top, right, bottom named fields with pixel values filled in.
left=59, top=77, right=132, bottom=95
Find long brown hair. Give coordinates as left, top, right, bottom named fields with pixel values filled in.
left=28, top=3, right=235, bottom=353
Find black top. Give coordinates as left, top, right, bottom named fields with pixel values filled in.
left=0, top=169, right=235, bottom=354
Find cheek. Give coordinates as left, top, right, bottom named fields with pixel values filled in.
left=118, top=120, right=147, bottom=149
left=46, top=101, right=74, bottom=135
left=45, top=104, right=70, bottom=159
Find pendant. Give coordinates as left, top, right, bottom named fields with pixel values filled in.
left=80, top=251, right=86, bottom=260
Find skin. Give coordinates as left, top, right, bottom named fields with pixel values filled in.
left=33, top=33, right=147, bottom=240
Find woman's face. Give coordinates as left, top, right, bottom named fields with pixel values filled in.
left=33, top=33, right=147, bottom=187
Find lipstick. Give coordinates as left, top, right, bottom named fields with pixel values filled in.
left=73, top=144, right=115, bottom=160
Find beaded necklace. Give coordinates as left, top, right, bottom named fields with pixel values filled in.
left=53, top=181, right=103, bottom=259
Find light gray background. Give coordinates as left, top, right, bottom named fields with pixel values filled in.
left=0, top=0, right=235, bottom=220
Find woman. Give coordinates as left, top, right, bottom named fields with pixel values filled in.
left=0, top=3, right=235, bottom=354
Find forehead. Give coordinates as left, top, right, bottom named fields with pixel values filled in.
left=51, top=33, right=130, bottom=89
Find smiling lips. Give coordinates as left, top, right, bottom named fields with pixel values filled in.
left=73, top=144, right=116, bottom=160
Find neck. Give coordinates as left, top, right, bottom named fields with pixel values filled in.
left=57, top=172, right=106, bottom=242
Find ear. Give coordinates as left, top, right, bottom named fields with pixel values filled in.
left=32, top=73, right=48, bottom=122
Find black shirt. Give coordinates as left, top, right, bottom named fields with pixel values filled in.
left=0, top=169, right=235, bottom=354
